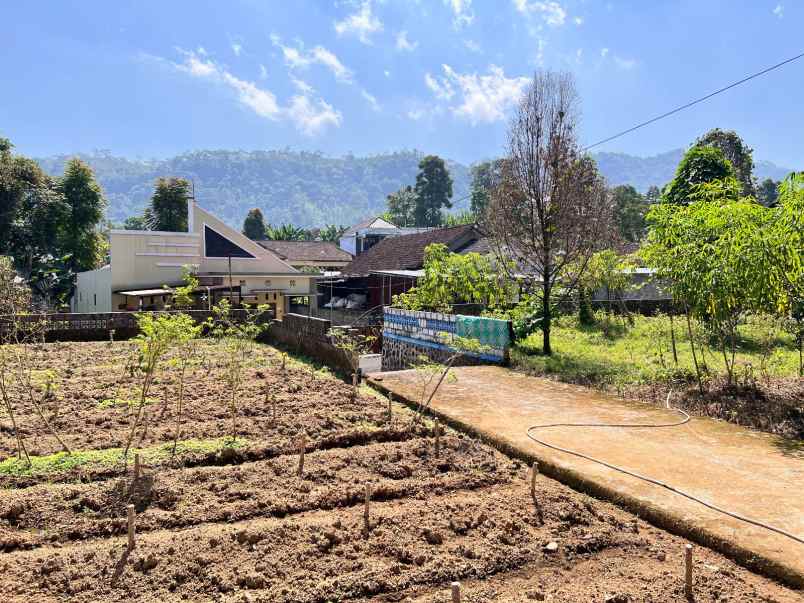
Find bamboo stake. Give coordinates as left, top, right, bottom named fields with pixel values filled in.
left=297, top=433, right=306, bottom=477
left=363, top=483, right=371, bottom=535
left=127, top=504, right=136, bottom=550
left=133, top=453, right=141, bottom=481
left=531, top=461, right=544, bottom=524
left=434, top=419, right=441, bottom=457
left=387, top=394, right=392, bottom=423
left=451, top=581, right=461, bottom=603
left=684, top=544, right=693, bottom=598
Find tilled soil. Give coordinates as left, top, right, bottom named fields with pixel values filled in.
left=0, top=342, right=801, bottom=601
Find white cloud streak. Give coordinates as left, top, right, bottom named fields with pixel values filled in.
left=424, top=64, right=529, bottom=124
left=395, top=30, right=418, bottom=52
left=444, top=0, right=474, bottom=27
left=334, top=1, right=383, bottom=44
left=273, top=37, right=353, bottom=83
left=513, top=0, right=567, bottom=27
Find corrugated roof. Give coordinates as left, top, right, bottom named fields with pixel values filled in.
left=341, top=224, right=482, bottom=277
left=256, top=240, right=353, bottom=263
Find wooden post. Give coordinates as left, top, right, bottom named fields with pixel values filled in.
left=297, top=433, right=306, bottom=477
left=434, top=419, right=441, bottom=457
left=127, top=504, right=136, bottom=550
left=451, top=581, right=461, bottom=603
left=133, top=453, right=141, bottom=481
left=387, top=394, right=392, bottom=423
left=684, top=544, right=693, bottom=598
left=363, top=483, right=371, bottom=535
left=531, top=461, right=544, bottom=524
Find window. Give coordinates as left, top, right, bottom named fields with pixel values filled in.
left=204, top=225, right=255, bottom=258
left=93, top=294, right=96, bottom=306
left=289, top=280, right=296, bottom=287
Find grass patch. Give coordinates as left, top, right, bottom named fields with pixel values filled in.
left=0, top=437, right=249, bottom=477
left=97, top=396, right=158, bottom=409
left=512, top=313, right=800, bottom=390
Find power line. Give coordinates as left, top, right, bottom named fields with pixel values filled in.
left=584, top=50, right=804, bottom=152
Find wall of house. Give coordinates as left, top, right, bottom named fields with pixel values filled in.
left=72, top=266, right=112, bottom=313
left=339, top=234, right=357, bottom=256
left=109, top=230, right=200, bottom=291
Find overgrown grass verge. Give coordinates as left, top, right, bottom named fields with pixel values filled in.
left=0, top=436, right=248, bottom=477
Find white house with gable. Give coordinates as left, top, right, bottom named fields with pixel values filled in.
left=71, top=199, right=317, bottom=320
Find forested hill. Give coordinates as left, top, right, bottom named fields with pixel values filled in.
left=36, top=149, right=793, bottom=229
left=36, top=150, right=471, bottom=228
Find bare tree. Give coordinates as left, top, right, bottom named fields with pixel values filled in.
left=486, top=70, right=613, bottom=354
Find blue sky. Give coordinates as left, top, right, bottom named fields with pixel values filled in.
left=1, top=1, right=802, bottom=167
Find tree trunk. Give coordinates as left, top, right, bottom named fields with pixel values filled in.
left=685, top=309, right=704, bottom=394
left=542, top=281, right=552, bottom=355
left=669, top=312, right=678, bottom=367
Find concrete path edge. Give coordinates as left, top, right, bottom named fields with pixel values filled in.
left=367, top=377, right=804, bottom=591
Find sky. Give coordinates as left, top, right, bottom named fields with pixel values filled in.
left=1, top=0, right=802, bottom=167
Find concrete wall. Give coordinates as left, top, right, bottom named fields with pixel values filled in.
left=72, top=266, right=112, bottom=313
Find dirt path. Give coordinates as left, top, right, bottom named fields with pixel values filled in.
left=368, top=366, right=804, bottom=587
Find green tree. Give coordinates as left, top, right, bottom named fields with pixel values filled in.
left=694, top=128, right=755, bottom=196
left=611, top=185, right=649, bottom=243
left=663, top=146, right=735, bottom=205
left=265, top=223, right=311, bottom=241
left=414, top=155, right=453, bottom=227
left=318, top=224, right=345, bottom=242
left=122, top=215, right=148, bottom=230
left=58, top=158, right=106, bottom=272
left=242, top=207, right=267, bottom=240
left=469, top=159, right=503, bottom=218
left=757, top=177, right=780, bottom=207
left=386, top=185, right=417, bottom=227
left=393, top=243, right=515, bottom=312
left=146, top=177, right=190, bottom=231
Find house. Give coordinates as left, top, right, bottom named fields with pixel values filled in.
left=71, top=199, right=318, bottom=320
left=255, top=240, right=353, bottom=271
left=338, top=216, right=432, bottom=256
left=326, top=224, right=484, bottom=311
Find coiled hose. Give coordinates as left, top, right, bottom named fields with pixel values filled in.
left=525, top=392, right=804, bottom=545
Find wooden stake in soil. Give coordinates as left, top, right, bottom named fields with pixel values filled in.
left=133, top=453, right=141, bottom=481
left=684, top=544, right=693, bottom=598
left=434, top=419, right=441, bottom=457
left=451, top=581, right=461, bottom=603
left=363, top=483, right=371, bottom=535
left=387, top=394, right=393, bottom=423
left=127, top=504, right=136, bottom=550
left=297, top=433, right=306, bottom=478
left=531, top=461, right=544, bottom=524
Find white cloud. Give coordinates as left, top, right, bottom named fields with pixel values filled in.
left=231, top=43, right=242, bottom=56
left=395, top=30, right=418, bottom=52
left=334, top=1, right=383, bottom=44
left=384, top=70, right=391, bottom=78
left=513, top=1, right=567, bottom=27
left=361, top=89, right=381, bottom=111
left=259, top=64, right=268, bottom=79
left=773, top=4, right=784, bottom=18
left=290, top=77, right=314, bottom=94
left=444, top=0, right=474, bottom=27
left=534, top=38, right=547, bottom=65
left=407, top=108, right=426, bottom=121
left=196, top=46, right=208, bottom=56
left=464, top=39, right=482, bottom=53
left=575, top=48, right=583, bottom=64
left=426, top=64, right=529, bottom=124
left=273, top=37, right=353, bottom=83
left=171, top=50, right=340, bottom=135
left=574, top=16, right=583, bottom=25
left=600, top=47, right=609, bottom=58
left=286, top=95, right=343, bottom=135
left=425, top=71, right=455, bottom=100
left=614, top=55, right=637, bottom=70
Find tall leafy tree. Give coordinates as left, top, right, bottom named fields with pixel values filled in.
left=242, top=207, right=267, bottom=240
left=122, top=215, right=148, bottom=230
left=469, top=159, right=503, bottom=218
left=663, top=146, right=735, bottom=205
left=0, top=138, right=50, bottom=255
left=413, top=155, right=453, bottom=227
left=318, top=224, right=345, bottom=242
left=265, top=223, right=311, bottom=241
left=611, top=184, right=649, bottom=243
left=146, top=177, right=190, bottom=231
left=757, top=177, right=780, bottom=207
left=695, top=128, right=755, bottom=196
left=386, top=185, right=417, bottom=226
left=58, top=158, right=106, bottom=272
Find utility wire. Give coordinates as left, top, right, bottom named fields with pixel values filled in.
left=584, top=51, right=804, bottom=151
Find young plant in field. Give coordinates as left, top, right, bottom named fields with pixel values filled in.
left=122, top=312, right=188, bottom=458
left=328, top=326, right=377, bottom=397
left=409, top=334, right=488, bottom=425
left=208, top=299, right=269, bottom=442
left=0, top=348, right=30, bottom=465
left=166, top=314, right=203, bottom=455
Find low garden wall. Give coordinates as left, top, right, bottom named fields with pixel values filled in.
left=259, top=313, right=356, bottom=374
left=382, top=307, right=512, bottom=371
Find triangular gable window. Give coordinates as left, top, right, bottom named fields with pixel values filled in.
left=204, top=225, right=256, bottom=258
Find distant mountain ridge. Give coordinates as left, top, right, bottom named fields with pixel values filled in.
left=35, top=148, right=794, bottom=229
